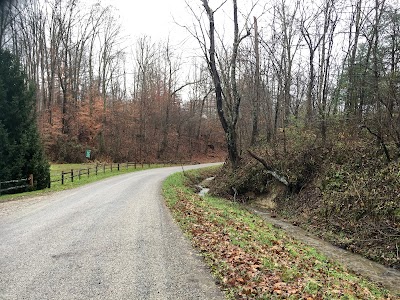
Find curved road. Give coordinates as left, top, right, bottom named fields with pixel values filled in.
left=0, top=164, right=224, bottom=300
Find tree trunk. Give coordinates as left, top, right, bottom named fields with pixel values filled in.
left=202, top=0, right=247, bottom=168
left=251, top=16, right=260, bottom=146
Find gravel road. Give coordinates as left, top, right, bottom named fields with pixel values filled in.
left=0, top=164, right=224, bottom=300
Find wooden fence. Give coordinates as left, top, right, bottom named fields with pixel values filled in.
left=48, top=162, right=165, bottom=188
left=0, top=175, right=33, bottom=195
left=1, top=160, right=190, bottom=195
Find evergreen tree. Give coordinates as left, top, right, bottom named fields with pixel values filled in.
left=0, top=50, right=50, bottom=191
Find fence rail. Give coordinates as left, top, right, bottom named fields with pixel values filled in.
left=48, top=161, right=170, bottom=188
left=0, top=175, right=33, bottom=195
left=1, top=160, right=190, bottom=196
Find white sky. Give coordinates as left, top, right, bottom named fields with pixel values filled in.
left=98, top=0, right=254, bottom=58
left=97, top=0, right=210, bottom=100
left=101, top=0, right=193, bottom=46
left=94, top=0, right=263, bottom=100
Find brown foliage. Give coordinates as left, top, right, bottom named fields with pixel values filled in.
left=38, top=89, right=226, bottom=163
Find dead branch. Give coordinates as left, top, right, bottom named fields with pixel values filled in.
left=360, top=124, right=391, bottom=162
left=247, top=150, right=289, bottom=186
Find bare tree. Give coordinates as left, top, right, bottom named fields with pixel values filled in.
left=314, top=0, right=339, bottom=143
left=158, top=40, right=181, bottom=159
left=134, top=36, right=157, bottom=161
left=0, top=0, right=17, bottom=50
left=300, top=0, right=324, bottom=125
left=200, top=0, right=252, bottom=168
left=251, top=16, right=261, bottom=145
left=345, top=0, right=364, bottom=117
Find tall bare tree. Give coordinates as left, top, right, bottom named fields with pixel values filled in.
left=200, top=0, right=251, bottom=167
left=251, top=16, right=261, bottom=145
left=300, top=0, right=324, bottom=124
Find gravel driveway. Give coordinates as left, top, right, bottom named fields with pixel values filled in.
left=0, top=164, right=224, bottom=300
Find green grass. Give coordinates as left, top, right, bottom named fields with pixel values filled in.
left=0, top=162, right=169, bottom=202
left=49, top=163, right=166, bottom=190
left=163, top=169, right=395, bottom=300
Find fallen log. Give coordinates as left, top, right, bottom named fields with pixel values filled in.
left=247, top=150, right=289, bottom=186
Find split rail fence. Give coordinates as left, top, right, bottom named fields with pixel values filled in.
left=0, top=175, right=33, bottom=195
left=0, top=161, right=192, bottom=196
left=48, top=162, right=164, bottom=188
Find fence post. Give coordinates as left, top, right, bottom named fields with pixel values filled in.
left=96, top=164, right=98, bottom=175
left=78, top=169, right=81, bottom=180
left=126, top=162, right=128, bottom=170
left=134, top=162, right=136, bottom=169
left=61, top=171, right=64, bottom=185
left=118, top=163, right=120, bottom=171
left=111, top=163, right=113, bottom=172
left=103, top=163, right=105, bottom=173
left=87, top=167, right=90, bottom=177
left=28, top=174, right=33, bottom=187
left=71, top=169, right=74, bottom=182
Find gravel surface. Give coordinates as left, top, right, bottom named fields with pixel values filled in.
left=0, top=164, right=224, bottom=300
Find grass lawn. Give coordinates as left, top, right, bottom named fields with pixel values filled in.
left=163, top=168, right=397, bottom=300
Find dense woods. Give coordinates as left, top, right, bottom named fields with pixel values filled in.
left=0, top=0, right=225, bottom=163
left=1, top=0, right=399, bottom=166
left=188, top=0, right=399, bottom=166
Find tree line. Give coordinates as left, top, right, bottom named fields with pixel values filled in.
left=191, top=0, right=399, bottom=167
left=0, top=0, right=225, bottom=163
left=1, top=0, right=399, bottom=167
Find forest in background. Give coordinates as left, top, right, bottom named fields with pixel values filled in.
left=0, top=0, right=399, bottom=165
left=0, top=0, right=226, bottom=163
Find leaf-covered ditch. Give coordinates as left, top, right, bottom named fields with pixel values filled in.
left=163, top=168, right=396, bottom=299
left=209, top=125, right=400, bottom=270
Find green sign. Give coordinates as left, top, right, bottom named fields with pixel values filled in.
left=85, top=149, right=91, bottom=159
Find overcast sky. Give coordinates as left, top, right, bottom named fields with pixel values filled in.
left=101, top=0, right=192, bottom=46
left=97, top=0, right=208, bottom=99
left=94, top=0, right=262, bottom=100
left=98, top=0, right=253, bottom=56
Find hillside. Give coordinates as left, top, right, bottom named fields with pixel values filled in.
left=210, top=123, right=400, bottom=269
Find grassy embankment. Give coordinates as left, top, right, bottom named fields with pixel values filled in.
left=0, top=162, right=167, bottom=202
left=163, top=167, right=396, bottom=299
left=207, top=124, right=399, bottom=269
